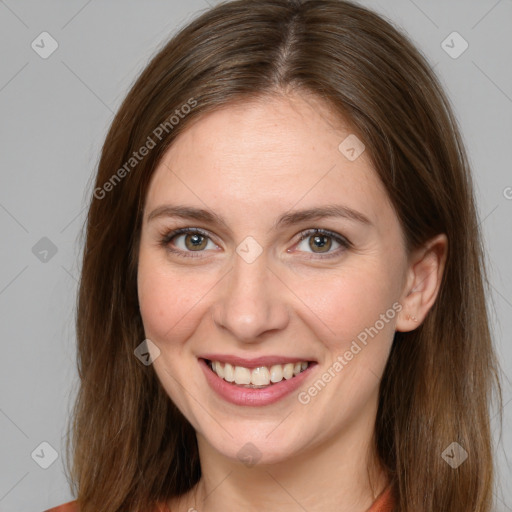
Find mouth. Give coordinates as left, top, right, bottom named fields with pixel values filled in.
left=202, top=358, right=316, bottom=389
left=199, top=356, right=318, bottom=406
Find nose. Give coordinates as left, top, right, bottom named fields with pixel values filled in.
left=210, top=250, right=290, bottom=343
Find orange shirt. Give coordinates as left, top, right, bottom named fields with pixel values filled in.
left=44, top=484, right=395, bottom=512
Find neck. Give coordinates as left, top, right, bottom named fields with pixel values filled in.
left=175, top=410, right=388, bottom=512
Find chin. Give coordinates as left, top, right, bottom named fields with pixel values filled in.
left=202, top=426, right=309, bottom=467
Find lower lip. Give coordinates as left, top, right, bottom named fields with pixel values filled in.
left=199, top=358, right=317, bottom=407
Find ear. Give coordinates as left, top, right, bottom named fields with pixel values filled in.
left=395, top=233, right=448, bottom=332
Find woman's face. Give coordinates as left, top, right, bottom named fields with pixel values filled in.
left=137, top=92, right=413, bottom=466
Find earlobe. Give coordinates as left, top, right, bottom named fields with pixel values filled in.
left=395, top=233, right=448, bottom=332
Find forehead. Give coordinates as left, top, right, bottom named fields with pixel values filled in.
left=144, top=93, right=393, bottom=230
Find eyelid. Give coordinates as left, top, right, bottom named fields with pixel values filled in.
left=160, top=227, right=220, bottom=257
left=296, top=228, right=351, bottom=248
left=290, top=228, right=351, bottom=259
left=159, top=226, right=351, bottom=259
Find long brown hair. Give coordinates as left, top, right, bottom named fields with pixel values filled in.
left=66, top=1, right=502, bottom=510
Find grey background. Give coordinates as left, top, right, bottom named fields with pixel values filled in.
left=0, top=0, right=510, bottom=511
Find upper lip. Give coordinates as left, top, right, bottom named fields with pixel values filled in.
left=200, top=354, right=316, bottom=369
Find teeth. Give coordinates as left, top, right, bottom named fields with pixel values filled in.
left=251, top=367, right=270, bottom=386
left=213, top=361, right=224, bottom=378
left=269, top=364, right=283, bottom=383
left=224, top=363, right=235, bottom=382
left=208, top=360, right=310, bottom=387
left=234, top=366, right=251, bottom=385
left=283, top=363, right=294, bottom=380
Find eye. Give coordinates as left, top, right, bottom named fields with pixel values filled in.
left=292, top=228, right=350, bottom=259
left=160, top=227, right=218, bottom=258
left=159, top=227, right=351, bottom=260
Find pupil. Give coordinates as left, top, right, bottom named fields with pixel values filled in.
left=315, top=236, right=326, bottom=247
left=186, top=233, right=206, bottom=250
left=310, top=235, right=331, bottom=253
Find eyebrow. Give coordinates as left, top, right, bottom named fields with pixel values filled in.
left=146, top=204, right=372, bottom=229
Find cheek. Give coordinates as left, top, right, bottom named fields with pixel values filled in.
left=295, top=267, right=399, bottom=410
left=137, top=255, right=210, bottom=343
left=294, top=263, right=399, bottom=345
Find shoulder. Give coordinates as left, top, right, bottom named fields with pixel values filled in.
left=367, top=484, right=396, bottom=512
left=43, top=500, right=170, bottom=512
left=43, top=501, right=78, bottom=512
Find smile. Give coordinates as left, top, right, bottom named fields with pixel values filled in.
left=199, top=357, right=317, bottom=406
left=206, top=359, right=310, bottom=387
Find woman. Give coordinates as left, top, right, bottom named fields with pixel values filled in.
left=45, top=0, right=502, bottom=511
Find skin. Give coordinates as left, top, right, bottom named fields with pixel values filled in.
left=137, top=91, right=447, bottom=512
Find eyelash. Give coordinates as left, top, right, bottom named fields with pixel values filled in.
left=159, top=227, right=351, bottom=260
